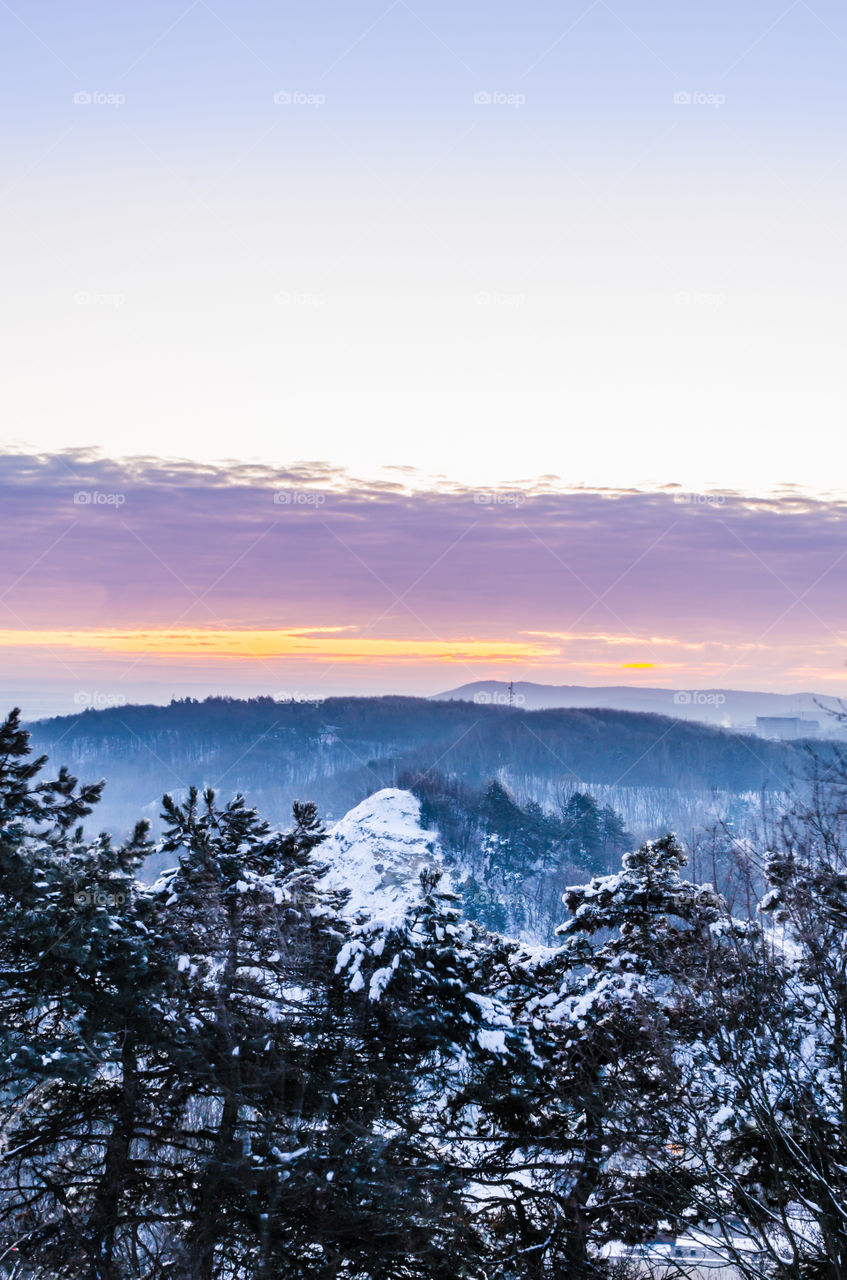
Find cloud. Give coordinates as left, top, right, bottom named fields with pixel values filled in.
left=1, top=449, right=846, bottom=700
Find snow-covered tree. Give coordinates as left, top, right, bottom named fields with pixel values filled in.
left=13, top=705, right=847, bottom=1279
left=673, top=800, right=847, bottom=1279
left=488, top=834, right=723, bottom=1275
left=0, top=708, right=160, bottom=1279
left=149, top=787, right=350, bottom=1279
left=332, top=866, right=530, bottom=1277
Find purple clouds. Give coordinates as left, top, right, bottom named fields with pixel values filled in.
left=1, top=448, right=846, bottom=716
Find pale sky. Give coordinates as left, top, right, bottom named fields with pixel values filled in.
left=2, top=0, right=846, bottom=496
left=2, top=3, right=847, bottom=718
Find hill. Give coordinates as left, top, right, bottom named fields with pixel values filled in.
left=434, top=680, right=842, bottom=733
left=26, top=695, right=823, bottom=842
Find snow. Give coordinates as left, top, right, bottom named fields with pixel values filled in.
left=800, top=1034, right=817, bottom=1066
left=368, top=965, right=394, bottom=1001
left=322, top=788, right=446, bottom=927
left=271, top=1146, right=309, bottom=1163
left=466, top=992, right=513, bottom=1028
left=476, top=1029, right=509, bottom=1054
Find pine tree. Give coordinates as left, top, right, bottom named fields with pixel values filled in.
left=149, top=787, right=349, bottom=1280
left=559, top=793, right=632, bottom=875
left=486, top=834, right=723, bottom=1275
left=0, top=709, right=162, bottom=1279
left=675, top=801, right=847, bottom=1279
left=332, top=867, right=529, bottom=1278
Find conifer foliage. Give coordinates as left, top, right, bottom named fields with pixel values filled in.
left=3, top=707, right=847, bottom=1276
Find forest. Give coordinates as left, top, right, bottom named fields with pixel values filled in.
left=28, top=696, right=813, bottom=848
left=3, top=705, right=847, bottom=1277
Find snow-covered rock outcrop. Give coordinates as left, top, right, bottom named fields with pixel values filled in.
left=323, top=788, right=444, bottom=927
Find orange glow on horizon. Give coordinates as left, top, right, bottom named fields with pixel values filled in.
left=0, top=628, right=556, bottom=664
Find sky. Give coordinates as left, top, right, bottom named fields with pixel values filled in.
left=2, top=450, right=847, bottom=718
left=1, top=2, right=846, bottom=715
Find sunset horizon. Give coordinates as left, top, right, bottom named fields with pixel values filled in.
left=4, top=446, right=847, bottom=718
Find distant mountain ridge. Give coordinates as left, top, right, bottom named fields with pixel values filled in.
left=26, top=695, right=826, bottom=843
left=433, top=681, right=844, bottom=732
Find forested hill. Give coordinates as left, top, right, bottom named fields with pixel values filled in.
left=27, top=695, right=819, bottom=839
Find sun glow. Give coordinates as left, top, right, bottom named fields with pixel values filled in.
left=0, top=628, right=556, bottom=664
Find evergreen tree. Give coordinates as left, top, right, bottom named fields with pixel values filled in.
left=674, top=803, right=847, bottom=1279
left=333, top=867, right=530, bottom=1278
left=11, top=698, right=833, bottom=1278
left=149, top=787, right=349, bottom=1280
left=559, top=792, right=632, bottom=874
left=488, top=834, right=723, bottom=1275
left=0, top=709, right=161, bottom=1279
